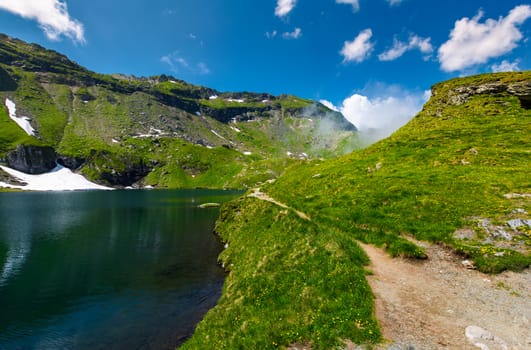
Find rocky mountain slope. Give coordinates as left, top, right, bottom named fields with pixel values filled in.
left=0, top=34, right=357, bottom=188
left=181, top=71, right=531, bottom=349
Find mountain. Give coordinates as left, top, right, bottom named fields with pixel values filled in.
left=180, top=71, right=531, bottom=349
left=0, top=34, right=358, bottom=188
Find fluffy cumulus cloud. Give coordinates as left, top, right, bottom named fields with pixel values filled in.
left=378, top=34, right=433, bottom=61
left=0, top=0, right=85, bottom=43
left=491, top=60, right=520, bottom=73
left=275, top=0, right=297, bottom=18
left=438, top=5, right=531, bottom=72
left=336, top=0, right=360, bottom=13
left=340, top=29, right=374, bottom=63
left=337, top=86, right=430, bottom=143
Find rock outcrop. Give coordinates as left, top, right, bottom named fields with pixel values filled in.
left=56, top=154, right=85, bottom=170
left=6, top=145, right=56, bottom=174
left=0, top=65, right=17, bottom=91
left=84, top=151, right=152, bottom=186
left=445, top=80, right=531, bottom=108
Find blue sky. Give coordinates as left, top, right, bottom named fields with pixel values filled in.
left=0, top=0, right=530, bottom=135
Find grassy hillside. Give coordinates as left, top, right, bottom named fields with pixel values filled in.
left=0, top=34, right=358, bottom=188
left=182, top=72, right=530, bottom=349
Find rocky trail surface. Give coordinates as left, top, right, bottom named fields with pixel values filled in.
left=360, top=242, right=530, bottom=350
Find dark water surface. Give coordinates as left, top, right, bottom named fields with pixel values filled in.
left=0, top=189, right=240, bottom=350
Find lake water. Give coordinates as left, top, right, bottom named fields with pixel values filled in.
left=0, top=189, right=240, bottom=350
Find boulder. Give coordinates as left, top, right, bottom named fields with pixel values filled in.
left=6, top=145, right=56, bottom=174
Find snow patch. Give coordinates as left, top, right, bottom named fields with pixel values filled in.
left=230, top=126, right=241, bottom=133
left=5, top=99, right=35, bottom=136
left=226, top=98, right=245, bottom=103
left=209, top=95, right=218, bottom=100
left=211, top=129, right=227, bottom=140
left=111, top=138, right=120, bottom=144
left=243, top=151, right=252, bottom=156
left=134, top=127, right=167, bottom=138
left=0, top=165, right=112, bottom=191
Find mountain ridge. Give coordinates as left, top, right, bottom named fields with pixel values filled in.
left=0, top=34, right=358, bottom=189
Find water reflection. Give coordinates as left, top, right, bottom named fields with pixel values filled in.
left=0, top=190, right=240, bottom=349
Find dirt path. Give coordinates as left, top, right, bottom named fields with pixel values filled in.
left=247, top=190, right=530, bottom=349
left=247, top=188, right=311, bottom=221
left=360, top=242, right=530, bottom=350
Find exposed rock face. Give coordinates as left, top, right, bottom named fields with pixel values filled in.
left=6, top=145, right=56, bottom=174
left=0, top=65, right=17, bottom=91
left=446, top=80, right=531, bottom=108
left=85, top=151, right=152, bottom=186
left=507, top=80, right=531, bottom=108
left=100, top=163, right=151, bottom=187
left=56, top=154, right=85, bottom=170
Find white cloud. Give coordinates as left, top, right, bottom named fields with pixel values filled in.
left=438, top=5, right=531, bottom=72
left=379, top=34, right=433, bottom=61
left=282, top=27, right=302, bottom=39
left=275, top=0, right=297, bottom=17
left=491, top=60, right=520, bottom=72
left=319, top=99, right=340, bottom=112
left=336, top=0, right=360, bottom=13
left=387, top=0, right=403, bottom=6
left=340, top=29, right=374, bottom=63
left=339, top=86, right=430, bottom=142
left=0, top=0, right=85, bottom=44
left=161, top=52, right=210, bottom=75
left=197, top=62, right=210, bottom=75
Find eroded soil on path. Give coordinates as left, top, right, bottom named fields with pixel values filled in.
left=360, top=242, right=530, bottom=350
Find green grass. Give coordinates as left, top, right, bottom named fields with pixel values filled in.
left=265, top=72, right=530, bottom=272
left=276, top=95, right=314, bottom=110
left=181, top=198, right=380, bottom=350
left=12, top=72, right=68, bottom=146
left=181, top=72, right=530, bottom=349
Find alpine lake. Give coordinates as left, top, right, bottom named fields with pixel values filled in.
left=0, top=189, right=241, bottom=350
